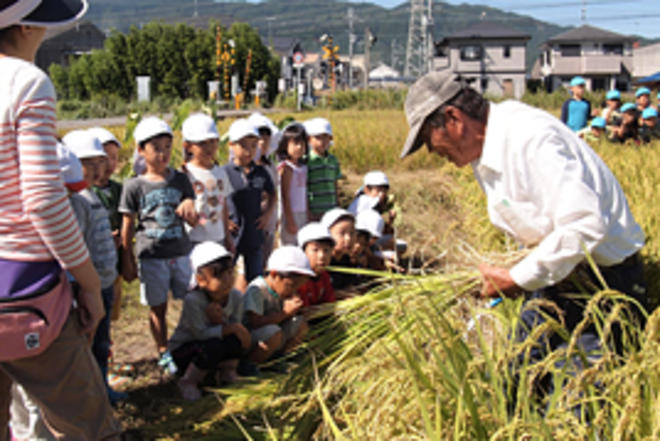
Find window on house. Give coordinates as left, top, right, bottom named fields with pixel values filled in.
left=503, top=45, right=511, bottom=58
left=603, top=44, right=623, bottom=55
left=460, top=45, right=482, bottom=61
left=559, top=44, right=580, bottom=57
left=592, top=78, right=606, bottom=91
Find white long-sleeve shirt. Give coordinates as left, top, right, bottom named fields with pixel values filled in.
left=473, top=100, right=644, bottom=291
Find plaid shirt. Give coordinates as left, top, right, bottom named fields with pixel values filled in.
left=307, top=150, right=341, bottom=215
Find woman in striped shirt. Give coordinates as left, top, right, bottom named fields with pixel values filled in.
left=0, top=1, right=120, bottom=440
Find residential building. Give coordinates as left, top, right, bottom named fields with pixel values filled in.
left=538, top=24, right=634, bottom=92
left=633, top=42, right=660, bottom=80
left=433, top=21, right=530, bottom=99
left=35, top=21, right=106, bottom=71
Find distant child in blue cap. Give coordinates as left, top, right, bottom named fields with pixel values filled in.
left=578, top=117, right=607, bottom=143
left=635, top=87, right=651, bottom=113
left=561, top=76, right=591, bottom=131
left=639, top=107, right=660, bottom=143
left=601, top=89, right=621, bottom=126
left=609, top=103, right=640, bottom=145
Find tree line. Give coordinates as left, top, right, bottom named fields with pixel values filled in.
left=50, top=21, right=280, bottom=103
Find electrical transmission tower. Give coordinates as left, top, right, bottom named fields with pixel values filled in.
left=404, top=0, right=434, bottom=78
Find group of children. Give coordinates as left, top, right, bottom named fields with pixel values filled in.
left=10, top=110, right=401, bottom=428
left=562, top=76, right=660, bottom=145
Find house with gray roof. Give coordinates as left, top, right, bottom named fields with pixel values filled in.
left=538, top=24, right=634, bottom=92
left=35, top=21, right=106, bottom=71
left=433, top=21, right=530, bottom=98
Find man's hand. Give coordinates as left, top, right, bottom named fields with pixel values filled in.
left=206, top=302, right=225, bottom=325
left=283, top=297, right=303, bottom=316
left=121, top=258, right=137, bottom=282
left=176, top=199, right=199, bottom=227
left=256, top=211, right=271, bottom=231
left=478, top=264, right=520, bottom=299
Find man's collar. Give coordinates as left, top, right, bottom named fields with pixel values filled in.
left=474, top=102, right=503, bottom=174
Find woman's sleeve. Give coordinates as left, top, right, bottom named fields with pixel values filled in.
left=15, top=72, right=89, bottom=268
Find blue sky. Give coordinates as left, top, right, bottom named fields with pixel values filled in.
left=364, top=0, right=660, bottom=39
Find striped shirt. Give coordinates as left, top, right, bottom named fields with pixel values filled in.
left=307, top=150, right=341, bottom=215
left=0, top=57, right=89, bottom=268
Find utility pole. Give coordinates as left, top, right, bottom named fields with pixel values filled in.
left=364, top=27, right=376, bottom=89
left=266, top=16, right=275, bottom=49
left=193, top=0, right=198, bottom=18
left=347, top=7, right=356, bottom=89
left=405, top=0, right=433, bottom=78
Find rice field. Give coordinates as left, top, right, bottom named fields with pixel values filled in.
left=81, top=107, right=660, bottom=440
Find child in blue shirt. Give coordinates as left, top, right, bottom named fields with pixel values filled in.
left=561, top=76, right=591, bottom=132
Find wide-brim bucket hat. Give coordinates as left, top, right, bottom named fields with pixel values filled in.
left=0, top=0, right=88, bottom=29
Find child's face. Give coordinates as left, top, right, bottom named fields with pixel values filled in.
left=637, top=94, right=650, bottom=108
left=287, top=138, right=305, bottom=163
left=271, top=272, right=309, bottom=298
left=304, top=241, right=333, bottom=273
left=590, top=127, right=604, bottom=137
left=140, top=135, right=172, bottom=175
left=80, top=156, right=106, bottom=187
left=188, top=138, right=219, bottom=168
left=606, top=99, right=620, bottom=110
left=230, top=136, right=258, bottom=167
left=644, top=117, right=657, bottom=128
left=571, top=85, right=585, bottom=99
left=308, top=134, right=332, bottom=155
left=257, top=130, right=271, bottom=160
left=622, top=111, right=636, bottom=124
left=353, top=232, right=369, bottom=255
left=196, top=263, right=235, bottom=301
left=329, top=218, right=356, bottom=257
left=102, top=142, right=119, bottom=181
left=364, top=185, right=389, bottom=205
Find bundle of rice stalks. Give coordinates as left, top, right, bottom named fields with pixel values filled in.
left=272, top=259, right=656, bottom=441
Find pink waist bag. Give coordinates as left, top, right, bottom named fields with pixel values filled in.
left=0, top=274, right=72, bottom=361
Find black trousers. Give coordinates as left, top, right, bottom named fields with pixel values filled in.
left=171, top=334, right=242, bottom=372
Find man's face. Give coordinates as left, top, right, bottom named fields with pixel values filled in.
left=421, top=110, right=481, bottom=168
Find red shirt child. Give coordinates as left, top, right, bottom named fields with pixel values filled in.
left=296, top=222, right=336, bottom=307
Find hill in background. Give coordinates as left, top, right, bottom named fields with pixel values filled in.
left=84, top=0, right=651, bottom=72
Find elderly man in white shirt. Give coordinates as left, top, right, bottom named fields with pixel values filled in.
left=401, top=71, right=648, bottom=367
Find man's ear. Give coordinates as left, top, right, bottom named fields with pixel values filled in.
left=444, top=106, right=464, bottom=136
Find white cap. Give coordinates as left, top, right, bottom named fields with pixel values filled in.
left=303, top=117, right=333, bottom=137
left=227, top=118, right=259, bottom=143
left=364, top=170, right=389, bottom=187
left=56, top=142, right=87, bottom=191
left=133, top=116, right=172, bottom=145
left=321, top=208, right=355, bottom=230
left=266, top=246, right=316, bottom=276
left=248, top=112, right=280, bottom=156
left=62, top=129, right=107, bottom=159
left=182, top=113, right=219, bottom=143
left=355, top=209, right=384, bottom=238
left=87, top=127, right=121, bottom=147
left=297, top=222, right=335, bottom=248
left=190, top=241, right=232, bottom=272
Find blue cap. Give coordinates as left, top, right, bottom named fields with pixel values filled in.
left=635, top=87, right=651, bottom=98
left=620, top=103, right=637, bottom=113
left=570, top=76, right=586, bottom=87
left=606, top=90, right=621, bottom=100
left=642, top=107, right=658, bottom=119
left=590, top=117, right=606, bottom=129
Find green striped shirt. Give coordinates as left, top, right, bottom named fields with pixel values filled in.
left=307, top=150, right=341, bottom=215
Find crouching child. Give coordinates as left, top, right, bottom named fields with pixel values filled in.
left=169, top=242, right=250, bottom=401
left=242, top=246, right=314, bottom=372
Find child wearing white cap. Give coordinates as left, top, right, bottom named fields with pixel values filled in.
left=248, top=112, right=280, bottom=265
left=64, top=130, right=124, bottom=403
left=304, top=117, right=342, bottom=220
left=297, top=223, right=336, bottom=307
left=242, top=246, right=313, bottom=372
left=168, top=242, right=249, bottom=400
left=321, top=208, right=363, bottom=291
left=88, top=127, right=123, bottom=236
left=181, top=113, right=234, bottom=253
left=353, top=209, right=386, bottom=271
left=222, top=118, right=276, bottom=285
left=119, top=116, right=199, bottom=374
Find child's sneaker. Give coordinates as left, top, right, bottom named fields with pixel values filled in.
left=158, top=350, right=178, bottom=376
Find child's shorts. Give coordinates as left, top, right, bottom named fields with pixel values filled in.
left=138, top=256, right=192, bottom=306
left=250, top=315, right=304, bottom=351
